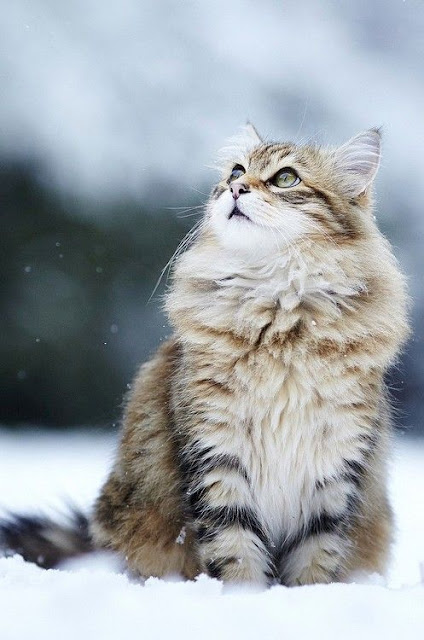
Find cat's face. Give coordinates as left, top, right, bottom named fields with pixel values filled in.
left=207, top=126, right=381, bottom=258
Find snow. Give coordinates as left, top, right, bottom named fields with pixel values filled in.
left=0, top=430, right=423, bottom=639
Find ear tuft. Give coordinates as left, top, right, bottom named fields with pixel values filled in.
left=215, top=123, right=263, bottom=170
left=244, top=121, right=263, bottom=145
left=333, top=128, right=381, bottom=197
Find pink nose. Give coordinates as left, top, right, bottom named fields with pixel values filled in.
left=230, top=182, right=250, bottom=199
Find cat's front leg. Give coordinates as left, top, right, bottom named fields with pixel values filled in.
left=278, top=460, right=365, bottom=586
left=280, top=530, right=351, bottom=586
left=181, top=445, right=273, bottom=586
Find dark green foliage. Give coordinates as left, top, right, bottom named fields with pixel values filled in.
left=0, top=159, right=194, bottom=427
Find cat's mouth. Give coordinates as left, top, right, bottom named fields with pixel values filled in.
left=228, top=205, right=250, bottom=221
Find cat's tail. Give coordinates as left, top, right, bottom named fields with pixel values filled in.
left=0, top=509, right=93, bottom=568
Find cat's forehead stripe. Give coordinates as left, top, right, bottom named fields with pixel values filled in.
left=249, top=143, right=296, bottom=171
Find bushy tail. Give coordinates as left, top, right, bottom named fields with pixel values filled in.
left=0, top=510, right=93, bottom=568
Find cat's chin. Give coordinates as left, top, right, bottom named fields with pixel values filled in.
left=210, top=220, right=287, bottom=261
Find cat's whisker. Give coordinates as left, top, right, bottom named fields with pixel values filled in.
left=261, top=208, right=309, bottom=273
left=177, top=211, right=204, bottom=219
left=165, top=204, right=206, bottom=218
left=149, top=219, right=204, bottom=301
left=189, top=186, right=211, bottom=197
left=166, top=205, right=205, bottom=211
left=294, top=99, right=309, bottom=143
left=274, top=226, right=308, bottom=275
left=298, top=127, right=328, bottom=146
left=304, top=218, right=341, bottom=251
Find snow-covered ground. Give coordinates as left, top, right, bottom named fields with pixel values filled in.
left=0, top=430, right=423, bottom=639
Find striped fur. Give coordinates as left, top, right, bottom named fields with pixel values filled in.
left=89, top=128, right=409, bottom=586
left=0, top=511, right=91, bottom=568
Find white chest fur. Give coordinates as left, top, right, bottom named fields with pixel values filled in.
left=221, top=348, right=365, bottom=544
left=170, top=246, right=382, bottom=544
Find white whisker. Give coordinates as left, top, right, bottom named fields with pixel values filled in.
left=149, top=219, right=204, bottom=301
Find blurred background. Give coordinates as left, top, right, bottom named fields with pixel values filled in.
left=1, top=0, right=423, bottom=434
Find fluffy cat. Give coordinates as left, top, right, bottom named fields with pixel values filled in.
left=1, top=126, right=409, bottom=586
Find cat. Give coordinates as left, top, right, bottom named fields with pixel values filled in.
left=1, top=125, right=409, bottom=586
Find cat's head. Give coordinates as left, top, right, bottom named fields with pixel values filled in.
left=206, top=124, right=381, bottom=258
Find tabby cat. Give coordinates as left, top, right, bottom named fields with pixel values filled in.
left=1, top=125, right=409, bottom=586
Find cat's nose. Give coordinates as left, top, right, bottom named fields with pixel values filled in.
left=230, top=182, right=250, bottom=199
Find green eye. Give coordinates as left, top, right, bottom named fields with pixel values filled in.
left=228, top=164, right=246, bottom=182
left=271, top=168, right=300, bottom=188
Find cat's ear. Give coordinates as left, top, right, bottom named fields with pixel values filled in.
left=332, top=128, right=381, bottom=197
left=243, top=122, right=263, bottom=146
left=215, top=123, right=263, bottom=170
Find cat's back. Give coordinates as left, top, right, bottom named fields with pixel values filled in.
left=113, top=338, right=182, bottom=497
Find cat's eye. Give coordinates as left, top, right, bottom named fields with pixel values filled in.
left=271, top=168, right=300, bottom=188
left=228, top=164, right=246, bottom=182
